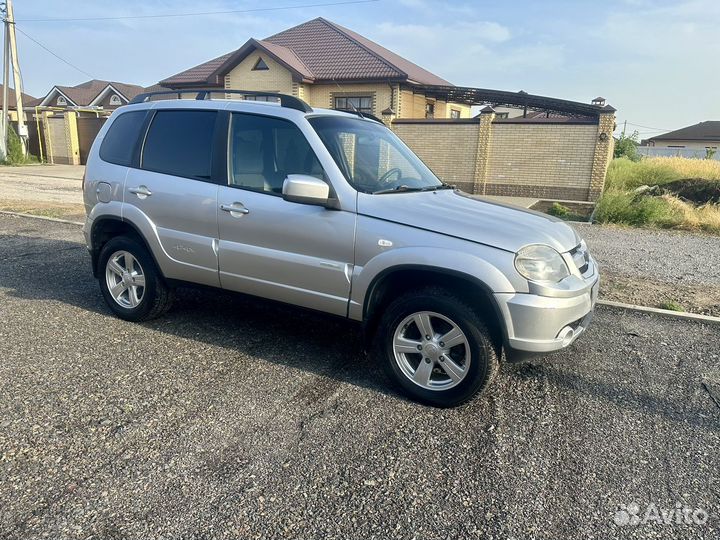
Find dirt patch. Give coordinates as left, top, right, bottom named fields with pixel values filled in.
left=661, top=178, right=720, bottom=204
left=599, top=271, right=720, bottom=316
left=0, top=199, right=85, bottom=222
left=531, top=200, right=594, bottom=220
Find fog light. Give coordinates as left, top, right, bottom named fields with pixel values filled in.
left=557, top=326, right=575, bottom=347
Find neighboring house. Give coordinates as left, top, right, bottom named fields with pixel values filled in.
left=0, top=84, right=36, bottom=120
left=37, top=79, right=146, bottom=110
left=159, top=17, right=471, bottom=119
left=645, top=121, right=720, bottom=151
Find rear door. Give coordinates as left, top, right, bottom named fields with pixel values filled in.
left=124, top=108, right=222, bottom=287
left=217, top=112, right=355, bottom=316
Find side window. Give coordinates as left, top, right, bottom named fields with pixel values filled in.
left=99, top=110, right=148, bottom=167
left=229, top=113, right=326, bottom=194
left=142, top=110, right=217, bottom=181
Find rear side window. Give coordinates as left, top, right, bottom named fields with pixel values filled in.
left=99, top=111, right=147, bottom=166
left=142, top=110, right=217, bottom=181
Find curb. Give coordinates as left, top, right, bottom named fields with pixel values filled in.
left=0, top=210, right=83, bottom=226
left=598, top=299, right=720, bottom=325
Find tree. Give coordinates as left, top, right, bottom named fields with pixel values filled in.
left=614, top=130, right=641, bottom=161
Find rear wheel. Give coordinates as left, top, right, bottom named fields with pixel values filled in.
left=98, top=236, right=173, bottom=322
left=373, top=287, right=499, bottom=407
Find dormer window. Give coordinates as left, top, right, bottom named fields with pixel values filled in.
left=252, top=57, right=269, bottom=71
left=109, top=94, right=122, bottom=106
left=57, top=95, right=67, bottom=106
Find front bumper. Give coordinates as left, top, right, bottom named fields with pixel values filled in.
left=494, top=261, right=599, bottom=358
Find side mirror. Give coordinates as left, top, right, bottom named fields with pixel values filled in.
left=282, top=175, right=331, bottom=207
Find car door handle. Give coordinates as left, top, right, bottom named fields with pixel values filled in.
left=128, top=186, right=152, bottom=198
left=220, top=203, right=250, bottom=215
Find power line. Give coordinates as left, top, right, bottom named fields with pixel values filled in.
left=624, top=121, right=674, bottom=132
left=15, top=0, right=380, bottom=23
left=14, top=26, right=95, bottom=79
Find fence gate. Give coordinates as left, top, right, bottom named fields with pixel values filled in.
left=77, top=116, right=107, bottom=164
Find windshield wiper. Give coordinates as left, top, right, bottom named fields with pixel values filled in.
left=373, top=185, right=425, bottom=194
left=373, top=182, right=455, bottom=195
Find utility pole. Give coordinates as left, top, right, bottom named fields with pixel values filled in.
left=0, top=1, right=8, bottom=159
left=5, top=0, right=25, bottom=156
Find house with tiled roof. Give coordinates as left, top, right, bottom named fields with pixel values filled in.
left=645, top=121, right=720, bottom=152
left=160, top=17, right=471, bottom=120
left=37, top=80, right=146, bottom=110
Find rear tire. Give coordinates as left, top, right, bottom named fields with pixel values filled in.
left=98, top=236, right=173, bottom=322
left=372, top=286, right=499, bottom=407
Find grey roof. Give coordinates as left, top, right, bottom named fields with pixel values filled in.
left=649, top=121, right=720, bottom=142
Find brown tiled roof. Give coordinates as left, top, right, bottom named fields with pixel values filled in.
left=649, top=121, right=720, bottom=142
left=53, top=79, right=107, bottom=105
left=160, top=17, right=452, bottom=87
left=161, top=53, right=234, bottom=85
left=0, top=84, right=36, bottom=108
left=42, top=79, right=146, bottom=106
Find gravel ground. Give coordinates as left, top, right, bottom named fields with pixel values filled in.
left=1, top=214, right=719, bottom=540
left=572, top=223, right=720, bottom=315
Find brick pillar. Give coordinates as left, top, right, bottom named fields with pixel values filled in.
left=588, top=105, right=616, bottom=201
left=473, top=106, right=495, bottom=194
left=64, top=110, right=81, bottom=165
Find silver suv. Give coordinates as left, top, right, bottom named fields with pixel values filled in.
left=83, top=90, right=599, bottom=407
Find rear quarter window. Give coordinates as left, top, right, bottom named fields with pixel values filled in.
left=99, top=110, right=148, bottom=167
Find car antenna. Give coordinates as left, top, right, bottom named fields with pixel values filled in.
left=332, top=78, right=364, bottom=119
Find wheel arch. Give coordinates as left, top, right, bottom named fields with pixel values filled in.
left=362, top=265, right=508, bottom=351
left=90, top=216, right=162, bottom=279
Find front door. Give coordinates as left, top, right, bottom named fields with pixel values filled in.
left=217, top=112, right=355, bottom=316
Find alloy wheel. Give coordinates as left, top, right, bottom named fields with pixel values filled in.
left=105, top=250, right=146, bottom=308
left=392, top=311, right=471, bottom=390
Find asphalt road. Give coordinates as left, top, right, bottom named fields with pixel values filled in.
left=1, top=214, right=719, bottom=540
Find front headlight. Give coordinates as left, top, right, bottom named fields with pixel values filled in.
left=514, top=244, right=570, bottom=283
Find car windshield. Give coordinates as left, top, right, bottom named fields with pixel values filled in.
left=308, top=115, right=444, bottom=194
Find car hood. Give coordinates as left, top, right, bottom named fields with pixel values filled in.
left=357, top=190, right=580, bottom=253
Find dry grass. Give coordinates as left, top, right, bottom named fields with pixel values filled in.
left=598, top=157, right=720, bottom=235
left=606, top=157, right=720, bottom=191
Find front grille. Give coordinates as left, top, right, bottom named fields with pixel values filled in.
left=570, top=244, right=590, bottom=274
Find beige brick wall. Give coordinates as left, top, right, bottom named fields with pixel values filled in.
left=393, top=116, right=611, bottom=201
left=398, top=90, right=471, bottom=119
left=485, top=123, right=598, bottom=198
left=306, top=83, right=393, bottom=116
left=224, top=51, right=295, bottom=96
left=392, top=122, right=480, bottom=192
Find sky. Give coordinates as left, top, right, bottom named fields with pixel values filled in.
left=11, top=0, right=720, bottom=138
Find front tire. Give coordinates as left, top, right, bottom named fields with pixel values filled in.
left=373, top=287, right=499, bottom=407
left=98, top=236, right=173, bottom=322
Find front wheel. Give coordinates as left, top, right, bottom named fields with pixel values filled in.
left=98, top=236, right=173, bottom=322
left=373, top=287, right=499, bottom=407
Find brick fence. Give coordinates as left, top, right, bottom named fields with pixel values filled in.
left=392, top=108, right=616, bottom=202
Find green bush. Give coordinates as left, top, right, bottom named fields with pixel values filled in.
left=614, top=131, right=640, bottom=161
left=2, top=126, right=39, bottom=165
left=594, top=192, right=682, bottom=228
left=548, top=202, right=570, bottom=218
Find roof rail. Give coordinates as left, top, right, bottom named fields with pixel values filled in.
left=129, top=89, right=313, bottom=113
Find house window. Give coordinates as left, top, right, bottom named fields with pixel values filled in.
left=57, top=96, right=67, bottom=106
left=252, top=57, right=269, bottom=71
left=425, top=101, right=435, bottom=119
left=334, top=96, right=373, bottom=115
left=450, top=109, right=460, bottom=119
left=109, top=94, right=122, bottom=106
left=244, top=94, right=280, bottom=103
